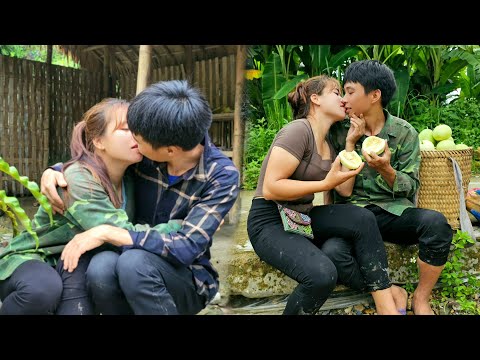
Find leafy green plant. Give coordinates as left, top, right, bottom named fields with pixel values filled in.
left=243, top=118, right=279, bottom=190
left=403, top=256, right=419, bottom=294
left=0, top=45, right=79, bottom=68
left=0, top=156, right=53, bottom=247
left=439, top=230, right=480, bottom=314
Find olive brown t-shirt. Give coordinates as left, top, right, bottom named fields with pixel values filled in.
left=254, top=118, right=335, bottom=213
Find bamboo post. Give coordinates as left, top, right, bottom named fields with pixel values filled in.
left=103, top=46, right=110, bottom=97
left=136, top=45, right=152, bottom=95
left=230, top=45, right=247, bottom=224
left=45, top=45, right=52, bottom=166
left=184, top=45, right=194, bottom=83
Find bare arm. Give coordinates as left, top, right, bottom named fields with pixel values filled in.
left=335, top=113, right=366, bottom=197
left=263, top=146, right=363, bottom=201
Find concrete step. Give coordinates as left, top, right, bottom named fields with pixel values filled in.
left=224, top=187, right=480, bottom=299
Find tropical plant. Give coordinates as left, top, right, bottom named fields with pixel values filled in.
left=0, top=45, right=79, bottom=68
left=0, top=156, right=53, bottom=247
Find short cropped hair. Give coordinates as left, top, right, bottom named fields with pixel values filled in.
left=127, top=80, right=212, bottom=150
left=344, top=60, right=397, bottom=108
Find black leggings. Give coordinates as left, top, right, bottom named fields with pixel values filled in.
left=247, top=198, right=391, bottom=315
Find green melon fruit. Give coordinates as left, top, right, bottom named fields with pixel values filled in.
left=455, top=144, right=470, bottom=150
left=436, top=139, right=456, bottom=150
left=420, top=139, right=435, bottom=151
left=339, top=150, right=362, bottom=170
left=418, top=129, right=436, bottom=145
left=362, top=136, right=386, bottom=155
left=432, top=124, right=452, bottom=142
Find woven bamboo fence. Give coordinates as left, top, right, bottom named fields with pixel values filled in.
left=116, top=54, right=236, bottom=151
left=0, top=55, right=102, bottom=195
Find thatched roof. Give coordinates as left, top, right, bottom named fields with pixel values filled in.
left=59, top=45, right=237, bottom=74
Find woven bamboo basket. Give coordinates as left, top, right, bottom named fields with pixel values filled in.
left=417, top=148, right=473, bottom=229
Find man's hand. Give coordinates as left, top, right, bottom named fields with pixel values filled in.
left=61, top=226, right=106, bottom=272
left=362, top=141, right=396, bottom=187
left=345, top=113, right=366, bottom=150
left=41, top=168, right=67, bottom=214
left=362, top=141, right=392, bottom=172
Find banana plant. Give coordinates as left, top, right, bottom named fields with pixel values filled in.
left=0, top=156, right=53, bottom=248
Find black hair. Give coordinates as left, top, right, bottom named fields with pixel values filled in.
left=343, top=60, right=397, bottom=108
left=127, top=80, right=212, bottom=150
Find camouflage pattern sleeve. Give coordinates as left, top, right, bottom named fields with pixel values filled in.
left=62, top=164, right=180, bottom=234
left=375, top=124, right=420, bottom=199
left=328, top=120, right=349, bottom=153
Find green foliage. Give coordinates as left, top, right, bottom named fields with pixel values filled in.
left=243, top=102, right=291, bottom=190
left=0, top=45, right=79, bottom=68
left=0, top=156, right=54, bottom=248
left=243, top=118, right=281, bottom=190
left=439, top=230, right=480, bottom=314
left=403, top=256, right=419, bottom=294
left=406, top=96, right=480, bottom=173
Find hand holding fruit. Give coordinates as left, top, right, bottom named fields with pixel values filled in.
left=325, top=155, right=364, bottom=189
left=362, top=139, right=392, bottom=173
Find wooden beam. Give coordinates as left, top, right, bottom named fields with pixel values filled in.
left=151, top=47, right=163, bottom=69
left=184, top=45, right=194, bottom=82
left=83, top=45, right=106, bottom=52
left=229, top=45, right=247, bottom=224
left=46, top=45, right=53, bottom=166
left=136, top=45, right=152, bottom=95
left=127, top=45, right=140, bottom=60
left=118, top=46, right=136, bottom=69
left=161, top=45, right=180, bottom=68
left=212, top=113, right=234, bottom=122
left=232, top=45, right=246, bottom=187
left=103, top=46, right=111, bottom=96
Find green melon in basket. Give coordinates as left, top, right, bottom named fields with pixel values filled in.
left=418, top=128, right=436, bottom=145
left=432, top=124, right=452, bottom=142
left=420, top=139, right=435, bottom=151
left=436, top=139, right=456, bottom=150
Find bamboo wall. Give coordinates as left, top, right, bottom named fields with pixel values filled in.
left=117, top=54, right=236, bottom=150
left=0, top=56, right=102, bottom=195
left=0, top=53, right=234, bottom=195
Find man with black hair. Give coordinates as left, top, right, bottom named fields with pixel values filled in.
left=41, top=80, right=240, bottom=315
left=327, top=60, right=453, bottom=315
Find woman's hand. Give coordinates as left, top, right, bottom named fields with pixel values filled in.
left=324, top=155, right=364, bottom=189
left=61, top=226, right=106, bottom=272
left=40, top=168, right=68, bottom=214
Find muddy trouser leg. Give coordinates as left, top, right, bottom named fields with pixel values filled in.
left=56, top=252, right=95, bottom=315
left=314, top=204, right=391, bottom=292
left=115, top=249, right=206, bottom=315
left=368, top=205, right=452, bottom=266
left=247, top=198, right=338, bottom=315
left=86, top=250, right=133, bottom=315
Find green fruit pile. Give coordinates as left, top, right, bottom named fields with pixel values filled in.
left=418, top=125, right=470, bottom=151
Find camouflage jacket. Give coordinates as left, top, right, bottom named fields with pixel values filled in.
left=0, top=162, right=180, bottom=281
left=328, top=110, right=420, bottom=216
